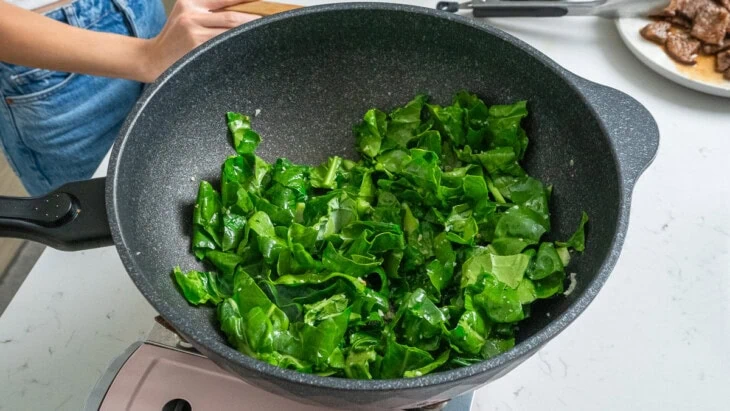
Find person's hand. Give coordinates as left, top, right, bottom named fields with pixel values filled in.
left=141, top=0, right=259, bottom=82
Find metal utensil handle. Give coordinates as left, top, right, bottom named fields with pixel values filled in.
left=438, top=0, right=606, bottom=16
left=0, top=178, right=113, bottom=251
left=473, top=5, right=569, bottom=17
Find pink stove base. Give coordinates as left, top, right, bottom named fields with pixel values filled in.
left=100, top=344, right=342, bottom=411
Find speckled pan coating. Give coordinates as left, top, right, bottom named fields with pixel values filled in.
left=106, top=3, right=659, bottom=410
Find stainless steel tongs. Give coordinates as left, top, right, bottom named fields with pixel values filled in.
left=436, top=0, right=670, bottom=18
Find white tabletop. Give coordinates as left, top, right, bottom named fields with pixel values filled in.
left=1, top=2, right=729, bottom=410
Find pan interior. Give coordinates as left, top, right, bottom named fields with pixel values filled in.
left=112, top=6, right=619, bottom=382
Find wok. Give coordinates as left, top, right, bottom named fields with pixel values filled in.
left=0, top=4, right=659, bottom=410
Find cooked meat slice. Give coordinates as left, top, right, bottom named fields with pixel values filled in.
left=677, top=0, right=717, bottom=19
left=717, top=50, right=730, bottom=71
left=703, top=40, right=730, bottom=53
left=691, top=5, right=730, bottom=44
left=641, top=21, right=673, bottom=44
left=666, top=32, right=702, bottom=64
left=652, top=0, right=678, bottom=16
left=725, top=68, right=730, bottom=79
left=716, top=0, right=730, bottom=10
left=675, top=0, right=695, bottom=18
left=670, top=15, right=693, bottom=28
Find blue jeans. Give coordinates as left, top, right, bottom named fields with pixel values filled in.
left=0, top=0, right=166, bottom=195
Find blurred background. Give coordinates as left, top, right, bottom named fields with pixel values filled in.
left=0, top=0, right=178, bottom=313
left=0, top=155, right=34, bottom=314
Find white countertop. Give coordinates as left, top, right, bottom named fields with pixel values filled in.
left=1, top=2, right=729, bottom=410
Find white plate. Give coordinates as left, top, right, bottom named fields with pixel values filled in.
left=616, top=17, right=730, bottom=98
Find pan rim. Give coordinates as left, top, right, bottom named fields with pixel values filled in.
left=107, top=2, right=627, bottom=393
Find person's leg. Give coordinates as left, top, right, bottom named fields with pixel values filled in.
left=0, top=0, right=166, bottom=196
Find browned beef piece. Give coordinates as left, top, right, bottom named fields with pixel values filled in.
left=703, top=40, right=730, bottom=53
left=677, top=0, right=716, bottom=19
left=717, top=50, right=730, bottom=71
left=641, top=21, right=673, bottom=44
left=691, top=5, right=730, bottom=44
left=670, top=15, right=694, bottom=28
left=666, top=32, right=702, bottom=64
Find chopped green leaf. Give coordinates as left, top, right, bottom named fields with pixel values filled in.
left=175, top=93, right=588, bottom=379
left=227, top=112, right=261, bottom=155
left=379, top=338, right=434, bottom=379
left=310, top=156, right=342, bottom=189
left=527, top=242, right=564, bottom=280
left=461, top=251, right=530, bottom=289
left=385, top=94, right=427, bottom=149
left=355, top=109, right=387, bottom=158
left=173, top=267, right=231, bottom=305
left=472, top=274, right=524, bottom=323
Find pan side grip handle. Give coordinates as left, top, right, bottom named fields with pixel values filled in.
left=573, top=77, right=660, bottom=186
left=0, top=178, right=113, bottom=251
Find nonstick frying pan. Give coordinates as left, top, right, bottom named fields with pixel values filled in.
left=0, top=4, right=659, bottom=410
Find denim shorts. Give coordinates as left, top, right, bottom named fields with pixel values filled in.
left=0, top=0, right=166, bottom=195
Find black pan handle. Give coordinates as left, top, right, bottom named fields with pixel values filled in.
left=0, top=178, right=113, bottom=251
left=572, top=76, right=660, bottom=185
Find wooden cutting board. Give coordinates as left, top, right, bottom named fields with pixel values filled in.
left=225, top=1, right=301, bottom=16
